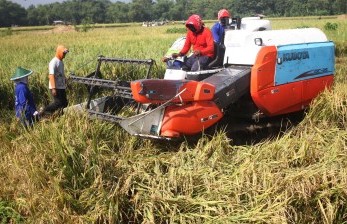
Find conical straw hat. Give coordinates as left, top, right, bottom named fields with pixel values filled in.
left=10, top=67, right=33, bottom=81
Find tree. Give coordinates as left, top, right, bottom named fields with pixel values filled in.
left=289, top=0, right=309, bottom=16
left=186, top=0, right=203, bottom=16
left=106, top=2, right=130, bottom=23
left=27, top=5, right=39, bottom=26
left=129, top=0, right=154, bottom=22
left=273, top=0, right=291, bottom=17
left=27, top=5, right=51, bottom=25
left=333, top=0, right=347, bottom=14
left=152, top=0, right=174, bottom=20
left=168, top=0, right=188, bottom=21
left=0, top=0, right=27, bottom=27
left=80, top=0, right=111, bottom=23
left=2, top=0, right=346, bottom=27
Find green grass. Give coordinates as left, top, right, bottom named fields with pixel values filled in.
left=0, top=17, right=347, bottom=223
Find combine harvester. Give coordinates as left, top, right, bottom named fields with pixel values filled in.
left=69, top=17, right=335, bottom=140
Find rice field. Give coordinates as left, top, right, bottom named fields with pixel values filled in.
left=0, top=16, right=346, bottom=223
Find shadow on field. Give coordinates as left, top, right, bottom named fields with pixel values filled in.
left=152, top=110, right=306, bottom=149
left=218, top=111, right=306, bottom=145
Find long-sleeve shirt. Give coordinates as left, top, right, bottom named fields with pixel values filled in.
left=180, top=27, right=214, bottom=58
left=14, top=82, right=37, bottom=122
left=211, top=22, right=225, bottom=44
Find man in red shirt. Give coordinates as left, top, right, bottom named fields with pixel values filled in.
left=172, top=14, right=214, bottom=71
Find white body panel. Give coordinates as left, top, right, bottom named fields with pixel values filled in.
left=224, top=18, right=328, bottom=65
left=240, top=17, right=272, bottom=31
left=164, top=69, right=186, bottom=80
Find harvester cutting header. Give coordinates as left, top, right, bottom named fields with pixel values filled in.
left=68, top=17, right=335, bottom=140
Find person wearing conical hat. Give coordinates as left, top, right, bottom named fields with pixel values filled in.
left=11, top=67, right=39, bottom=127
left=40, top=45, right=69, bottom=116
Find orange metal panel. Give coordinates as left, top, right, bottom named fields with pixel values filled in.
left=253, top=76, right=333, bottom=116
left=131, top=79, right=215, bottom=104
left=302, top=75, right=334, bottom=102
left=160, top=101, right=223, bottom=137
left=250, top=46, right=277, bottom=94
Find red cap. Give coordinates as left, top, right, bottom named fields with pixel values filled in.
left=218, top=9, right=231, bottom=20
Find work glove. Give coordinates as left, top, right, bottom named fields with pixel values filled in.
left=33, top=111, right=40, bottom=121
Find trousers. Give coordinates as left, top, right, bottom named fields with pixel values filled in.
left=43, top=89, right=68, bottom=114
left=184, top=55, right=212, bottom=71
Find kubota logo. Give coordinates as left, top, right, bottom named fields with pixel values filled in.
left=278, top=51, right=310, bottom=64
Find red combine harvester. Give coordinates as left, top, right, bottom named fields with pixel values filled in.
left=69, top=17, right=335, bottom=140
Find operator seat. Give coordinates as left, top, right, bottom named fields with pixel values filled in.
left=208, top=42, right=225, bottom=68
left=186, top=43, right=226, bottom=81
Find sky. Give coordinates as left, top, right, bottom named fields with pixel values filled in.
left=10, top=0, right=131, bottom=8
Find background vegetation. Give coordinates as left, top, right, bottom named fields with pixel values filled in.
left=0, top=0, right=346, bottom=27
left=0, top=15, right=346, bottom=223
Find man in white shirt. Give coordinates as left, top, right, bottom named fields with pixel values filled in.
left=40, top=45, right=69, bottom=116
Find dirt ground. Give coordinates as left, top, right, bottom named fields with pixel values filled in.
left=337, top=14, right=347, bottom=20
left=48, top=25, right=75, bottom=33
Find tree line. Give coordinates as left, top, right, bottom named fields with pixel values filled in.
left=0, top=0, right=346, bottom=27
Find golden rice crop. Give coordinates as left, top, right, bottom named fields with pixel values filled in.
left=0, top=17, right=346, bottom=223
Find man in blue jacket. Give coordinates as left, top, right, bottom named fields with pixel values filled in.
left=211, top=9, right=231, bottom=44
left=11, top=67, right=39, bottom=128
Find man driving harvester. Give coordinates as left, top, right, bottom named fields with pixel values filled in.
left=172, top=14, right=214, bottom=71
